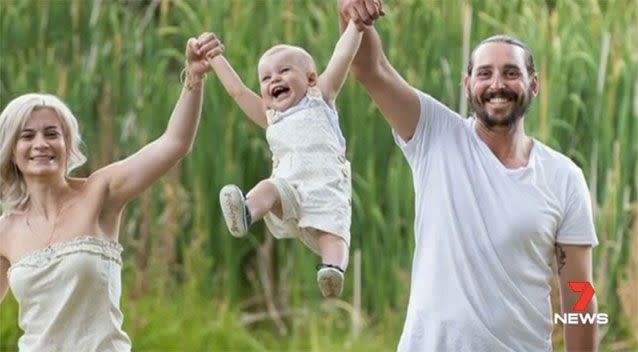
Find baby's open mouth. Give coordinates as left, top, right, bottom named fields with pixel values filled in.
left=272, top=86, right=289, bottom=98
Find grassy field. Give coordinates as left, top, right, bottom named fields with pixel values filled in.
left=1, top=0, right=636, bottom=350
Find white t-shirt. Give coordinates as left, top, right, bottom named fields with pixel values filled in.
left=394, top=91, right=598, bottom=352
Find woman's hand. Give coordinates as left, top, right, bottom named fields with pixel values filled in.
left=185, top=32, right=224, bottom=78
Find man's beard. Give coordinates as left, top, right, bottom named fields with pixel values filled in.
left=469, top=88, right=533, bottom=128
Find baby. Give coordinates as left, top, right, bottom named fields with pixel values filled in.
left=211, top=20, right=362, bottom=298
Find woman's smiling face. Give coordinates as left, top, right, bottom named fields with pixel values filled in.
left=13, top=107, right=68, bottom=178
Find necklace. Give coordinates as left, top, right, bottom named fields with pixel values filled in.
left=25, top=197, right=71, bottom=247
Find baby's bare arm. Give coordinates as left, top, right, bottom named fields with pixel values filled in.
left=210, top=55, right=268, bottom=128
left=318, top=20, right=362, bottom=108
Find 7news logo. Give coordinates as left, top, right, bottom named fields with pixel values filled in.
left=554, top=281, right=608, bottom=325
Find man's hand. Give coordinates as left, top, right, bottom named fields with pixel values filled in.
left=339, top=0, right=384, bottom=30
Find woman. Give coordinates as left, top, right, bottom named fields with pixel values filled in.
left=0, top=32, right=222, bottom=351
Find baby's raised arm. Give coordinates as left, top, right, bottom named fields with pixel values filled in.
left=318, top=20, right=363, bottom=108
left=209, top=53, right=268, bottom=128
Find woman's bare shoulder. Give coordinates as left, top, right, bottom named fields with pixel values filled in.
left=0, top=213, right=13, bottom=234
left=0, top=213, right=15, bottom=257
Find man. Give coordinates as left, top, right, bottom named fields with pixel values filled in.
left=338, top=1, right=599, bottom=351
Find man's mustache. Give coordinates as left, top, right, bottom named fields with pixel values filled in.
left=482, top=89, right=518, bottom=101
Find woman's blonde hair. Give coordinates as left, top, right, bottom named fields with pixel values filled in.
left=0, top=93, right=87, bottom=214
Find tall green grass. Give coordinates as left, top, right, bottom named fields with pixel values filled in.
left=1, top=0, right=636, bottom=350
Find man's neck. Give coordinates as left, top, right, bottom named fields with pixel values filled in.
left=475, top=117, right=533, bottom=169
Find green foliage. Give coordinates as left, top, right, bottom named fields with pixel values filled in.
left=1, top=0, right=636, bottom=350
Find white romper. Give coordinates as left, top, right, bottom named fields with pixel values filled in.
left=263, top=92, right=352, bottom=254
left=7, top=236, right=132, bottom=351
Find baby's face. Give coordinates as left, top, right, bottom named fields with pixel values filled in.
left=258, top=50, right=313, bottom=112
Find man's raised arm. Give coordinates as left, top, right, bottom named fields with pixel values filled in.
left=338, top=0, right=420, bottom=141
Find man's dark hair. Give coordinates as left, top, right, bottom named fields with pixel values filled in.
left=466, top=35, right=536, bottom=76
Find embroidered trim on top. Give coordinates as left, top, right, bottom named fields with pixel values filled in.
left=8, top=236, right=123, bottom=274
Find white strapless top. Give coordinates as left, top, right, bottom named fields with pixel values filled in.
left=8, top=236, right=131, bottom=351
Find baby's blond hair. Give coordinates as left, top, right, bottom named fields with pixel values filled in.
left=258, top=44, right=317, bottom=74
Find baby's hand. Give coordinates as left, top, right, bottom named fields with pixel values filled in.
left=185, top=32, right=225, bottom=77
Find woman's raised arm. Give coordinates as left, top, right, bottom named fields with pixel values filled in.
left=93, top=32, right=223, bottom=210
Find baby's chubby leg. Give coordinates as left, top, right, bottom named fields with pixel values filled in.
left=245, top=179, right=283, bottom=222
left=317, top=232, right=349, bottom=270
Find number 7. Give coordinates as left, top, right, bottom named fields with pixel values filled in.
left=568, top=281, right=595, bottom=312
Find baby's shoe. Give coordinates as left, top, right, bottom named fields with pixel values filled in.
left=316, top=264, right=345, bottom=298
left=219, top=184, right=250, bottom=237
